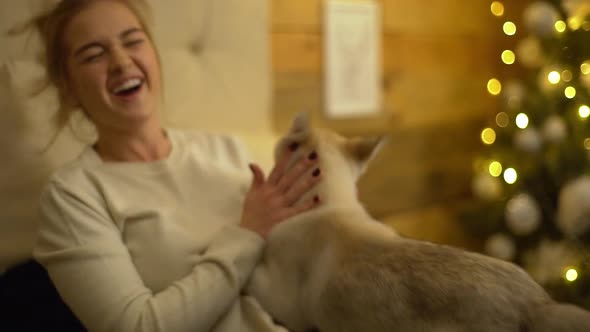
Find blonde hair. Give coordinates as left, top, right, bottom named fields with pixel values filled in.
left=12, top=0, right=158, bottom=146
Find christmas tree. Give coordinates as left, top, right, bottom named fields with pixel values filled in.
left=460, top=0, right=590, bottom=309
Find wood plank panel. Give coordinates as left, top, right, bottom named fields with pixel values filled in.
left=270, top=0, right=524, bottom=229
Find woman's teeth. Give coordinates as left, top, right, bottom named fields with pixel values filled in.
left=112, top=78, right=143, bottom=95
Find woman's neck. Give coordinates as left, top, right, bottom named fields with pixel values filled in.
left=94, top=119, right=171, bottom=163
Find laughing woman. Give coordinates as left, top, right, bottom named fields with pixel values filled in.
left=30, top=1, right=321, bottom=331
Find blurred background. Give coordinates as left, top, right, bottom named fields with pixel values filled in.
left=270, top=0, right=590, bottom=308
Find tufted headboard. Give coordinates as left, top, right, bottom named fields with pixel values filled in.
left=0, top=0, right=275, bottom=271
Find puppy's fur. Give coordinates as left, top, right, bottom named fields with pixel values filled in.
left=246, top=114, right=590, bottom=332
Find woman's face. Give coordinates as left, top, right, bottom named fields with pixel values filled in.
left=63, top=0, right=161, bottom=132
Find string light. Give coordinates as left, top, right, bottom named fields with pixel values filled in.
left=504, top=168, right=518, bottom=184
left=581, top=61, right=590, bottom=75
left=487, top=78, right=502, bottom=95
left=515, top=113, right=529, bottom=129
left=579, top=105, right=590, bottom=118
left=481, top=128, right=497, bottom=145
left=565, top=268, right=579, bottom=282
left=490, top=1, right=504, bottom=17
left=503, top=21, right=517, bottom=36
left=562, top=70, right=573, bottom=82
left=548, top=71, right=561, bottom=84
left=555, top=20, right=567, bottom=33
left=501, top=50, right=515, bottom=65
left=565, top=86, right=577, bottom=99
left=584, top=138, right=590, bottom=149
left=568, top=17, right=582, bottom=31
left=496, top=112, right=509, bottom=127
left=489, top=161, right=503, bottom=177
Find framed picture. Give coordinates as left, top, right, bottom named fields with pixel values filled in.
left=324, top=0, right=382, bottom=119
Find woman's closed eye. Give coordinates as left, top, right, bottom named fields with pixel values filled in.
left=83, top=51, right=104, bottom=63
left=124, top=39, right=144, bottom=48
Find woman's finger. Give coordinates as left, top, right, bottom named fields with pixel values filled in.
left=282, top=195, right=321, bottom=220
left=267, top=142, right=299, bottom=185
left=248, top=163, right=266, bottom=188
left=283, top=168, right=321, bottom=206
left=276, top=151, right=318, bottom=193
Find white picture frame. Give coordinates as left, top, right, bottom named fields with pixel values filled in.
left=324, top=0, right=382, bottom=119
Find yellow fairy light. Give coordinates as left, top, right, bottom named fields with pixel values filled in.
left=487, top=78, right=502, bottom=95
left=568, top=17, right=582, bottom=31
left=555, top=20, right=567, bottom=32
left=491, top=2, right=504, bottom=17
left=496, top=112, right=509, bottom=127
left=584, top=21, right=590, bottom=31
left=481, top=128, right=497, bottom=145
left=579, top=105, right=590, bottom=118
left=548, top=71, right=561, bottom=84
left=515, top=113, right=529, bottom=129
left=489, top=161, right=503, bottom=177
left=504, top=168, right=518, bottom=184
left=565, top=268, right=579, bottom=282
left=584, top=138, right=590, bottom=149
left=503, top=21, right=517, bottom=36
left=565, top=86, right=577, bottom=99
left=501, top=50, right=515, bottom=65
left=562, top=70, right=573, bottom=82
left=581, top=61, right=590, bottom=75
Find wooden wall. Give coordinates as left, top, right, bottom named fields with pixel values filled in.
left=271, top=0, right=528, bottom=247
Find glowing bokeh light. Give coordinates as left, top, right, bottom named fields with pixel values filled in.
left=548, top=71, right=561, bottom=84
left=555, top=20, right=567, bottom=32
left=481, top=128, right=497, bottom=145
left=496, top=112, right=509, bottom=127
left=565, top=86, right=577, bottom=99
left=504, top=168, right=517, bottom=184
left=565, top=268, right=579, bottom=282
left=491, top=2, right=504, bottom=17
left=489, top=161, right=503, bottom=177
left=515, top=113, right=529, bottom=129
left=501, top=50, right=515, bottom=64
left=487, top=78, right=502, bottom=95
left=503, top=21, right=517, bottom=36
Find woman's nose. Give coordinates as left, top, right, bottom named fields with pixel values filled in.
left=109, top=47, right=132, bottom=73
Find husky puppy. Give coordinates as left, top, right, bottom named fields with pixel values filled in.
left=246, top=113, right=590, bottom=332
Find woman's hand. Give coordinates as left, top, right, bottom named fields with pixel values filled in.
left=240, top=144, right=322, bottom=239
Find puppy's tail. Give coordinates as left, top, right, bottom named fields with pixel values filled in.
left=527, top=302, right=590, bottom=332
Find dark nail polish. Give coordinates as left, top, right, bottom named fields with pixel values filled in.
left=312, top=168, right=321, bottom=177
left=288, top=142, right=299, bottom=151
left=308, top=151, right=318, bottom=160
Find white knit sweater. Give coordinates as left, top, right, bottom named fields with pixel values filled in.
left=33, top=129, right=286, bottom=332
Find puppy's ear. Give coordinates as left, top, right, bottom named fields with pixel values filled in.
left=345, top=136, right=387, bottom=166
left=289, top=112, right=311, bottom=135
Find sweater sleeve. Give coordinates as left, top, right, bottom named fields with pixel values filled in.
left=33, top=180, right=265, bottom=332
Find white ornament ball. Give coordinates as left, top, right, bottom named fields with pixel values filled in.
left=523, top=239, right=581, bottom=285
left=516, top=36, right=544, bottom=68
left=523, top=1, right=561, bottom=38
left=557, top=175, right=590, bottom=237
left=514, top=128, right=543, bottom=153
left=485, top=233, right=516, bottom=261
left=505, top=193, right=542, bottom=236
left=503, top=80, right=526, bottom=109
left=542, top=115, right=568, bottom=143
left=472, top=173, right=503, bottom=201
